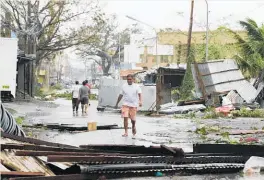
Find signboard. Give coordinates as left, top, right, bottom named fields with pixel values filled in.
left=2, top=85, right=10, bottom=89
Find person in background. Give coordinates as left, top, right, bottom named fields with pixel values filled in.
left=71, top=81, right=81, bottom=116
left=115, top=74, right=142, bottom=138
left=85, top=80, right=91, bottom=106
left=85, top=80, right=92, bottom=89
left=79, top=81, right=90, bottom=115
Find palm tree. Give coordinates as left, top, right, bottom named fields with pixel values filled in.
left=226, top=18, right=264, bottom=78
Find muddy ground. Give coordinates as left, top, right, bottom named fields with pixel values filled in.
left=4, top=99, right=264, bottom=180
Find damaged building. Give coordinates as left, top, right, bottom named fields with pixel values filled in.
left=191, top=59, right=259, bottom=107
left=98, top=65, right=186, bottom=111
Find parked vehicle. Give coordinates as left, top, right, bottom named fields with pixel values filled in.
left=0, top=38, right=18, bottom=101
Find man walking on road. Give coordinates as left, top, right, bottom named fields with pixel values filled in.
left=115, top=74, right=142, bottom=138
left=72, top=81, right=81, bottom=116
left=79, top=81, right=90, bottom=115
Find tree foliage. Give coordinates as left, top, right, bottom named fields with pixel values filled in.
left=1, top=0, right=102, bottom=67
left=77, top=14, right=142, bottom=75
left=222, top=18, right=264, bottom=78
left=180, top=47, right=195, bottom=100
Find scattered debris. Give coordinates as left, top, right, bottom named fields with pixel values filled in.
left=3, top=133, right=264, bottom=179
left=22, top=123, right=123, bottom=131
left=243, top=156, right=264, bottom=174
left=160, top=104, right=206, bottom=114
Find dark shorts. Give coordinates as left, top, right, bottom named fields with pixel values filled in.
left=72, top=98, right=79, bottom=105
left=80, top=97, right=88, bottom=105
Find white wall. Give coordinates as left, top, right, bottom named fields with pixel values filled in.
left=124, top=34, right=174, bottom=64
left=0, top=38, right=18, bottom=97
left=98, top=78, right=156, bottom=111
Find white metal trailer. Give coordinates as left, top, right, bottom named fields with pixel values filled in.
left=0, top=38, right=18, bottom=101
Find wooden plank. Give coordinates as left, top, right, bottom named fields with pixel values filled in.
left=15, top=150, right=144, bottom=157
left=0, top=171, right=45, bottom=177
left=1, top=132, right=76, bottom=148
left=15, top=151, right=115, bottom=156
left=1, top=144, right=85, bottom=152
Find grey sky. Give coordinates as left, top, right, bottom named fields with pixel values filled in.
left=100, top=0, right=264, bottom=33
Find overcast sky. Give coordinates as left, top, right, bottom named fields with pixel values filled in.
left=100, top=0, right=264, bottom=33
left=68, top=0, right=264, bottom=66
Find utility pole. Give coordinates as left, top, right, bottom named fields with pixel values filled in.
left=186, top=0, right=194, bottom=60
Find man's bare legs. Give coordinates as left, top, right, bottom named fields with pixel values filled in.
left=131, top=120, right=136, bottom=136
left=123, top=117, right=128, bottom=136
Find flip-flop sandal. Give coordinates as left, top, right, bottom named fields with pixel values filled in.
left=122, top=134, right=128, bottom=137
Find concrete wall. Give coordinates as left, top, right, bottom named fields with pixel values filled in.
left=98, top=78, right=157, bottom=111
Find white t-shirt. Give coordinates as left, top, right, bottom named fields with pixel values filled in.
left=72, top=85, right=81, bottom=98
left=120, top=83, right=142, bottom=107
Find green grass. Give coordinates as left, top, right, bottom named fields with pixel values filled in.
left=15, top=116, right=25, bottom=125
left=232, top=108, right=264, bottom=118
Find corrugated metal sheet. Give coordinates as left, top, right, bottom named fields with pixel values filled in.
left=191, top=59, right=257, bottom=103
left=197, top=59, right=238, bottom=74
left=202, top=70, right=244, bottom=87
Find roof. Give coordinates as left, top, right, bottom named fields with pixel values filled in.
left=191, top=59, right=257, bottom=103
left=120, top=70, right=145, bottom=77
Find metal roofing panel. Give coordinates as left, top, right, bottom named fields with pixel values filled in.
left=197, top=59, right=238, bottom=74
left=202, top=70, right=244, bottom=87
left=191, top=60, right=257, bottom=103
left=206, top=80, right=257, bottom=103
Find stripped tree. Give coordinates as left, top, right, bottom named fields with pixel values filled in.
left=77, top=14, right=142, bottom=75
left=0, top=0, right=103, bottom=67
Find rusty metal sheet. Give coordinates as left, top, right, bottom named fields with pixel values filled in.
left=1, top=143, right=86, bottom=152
left=1, top=132, right=76, bottom=149
left=0, top=171, right=45, bottom=177
left=15, top=151, right=115, bottom=156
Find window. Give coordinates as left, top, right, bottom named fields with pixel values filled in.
left=140, top=54, right=144, bottom=62
left=160, top=55, right=169, bottom=63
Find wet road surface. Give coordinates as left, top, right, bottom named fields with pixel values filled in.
left=6, top=99, right=197, bottom=152
left=4, top=99, right=264, bottom=180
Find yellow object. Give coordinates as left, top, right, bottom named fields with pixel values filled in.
left=88, top=122, right=97, bottom=131
left=39, top=70, right=46, bottom=75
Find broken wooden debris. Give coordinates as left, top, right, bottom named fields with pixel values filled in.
left=1, top=132, right=76, bottom=148
left=1, top=144, right=84, bottom=152
left=22, top=123, right=123, bottom=131
left=1, top=171, right=45, bottom=177
left=14, top=150, right=144, bottom=157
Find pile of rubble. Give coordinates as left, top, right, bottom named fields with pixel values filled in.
left=159, top=60, right=264, bottom=115
left=2, top=131, right=264, bottom=179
